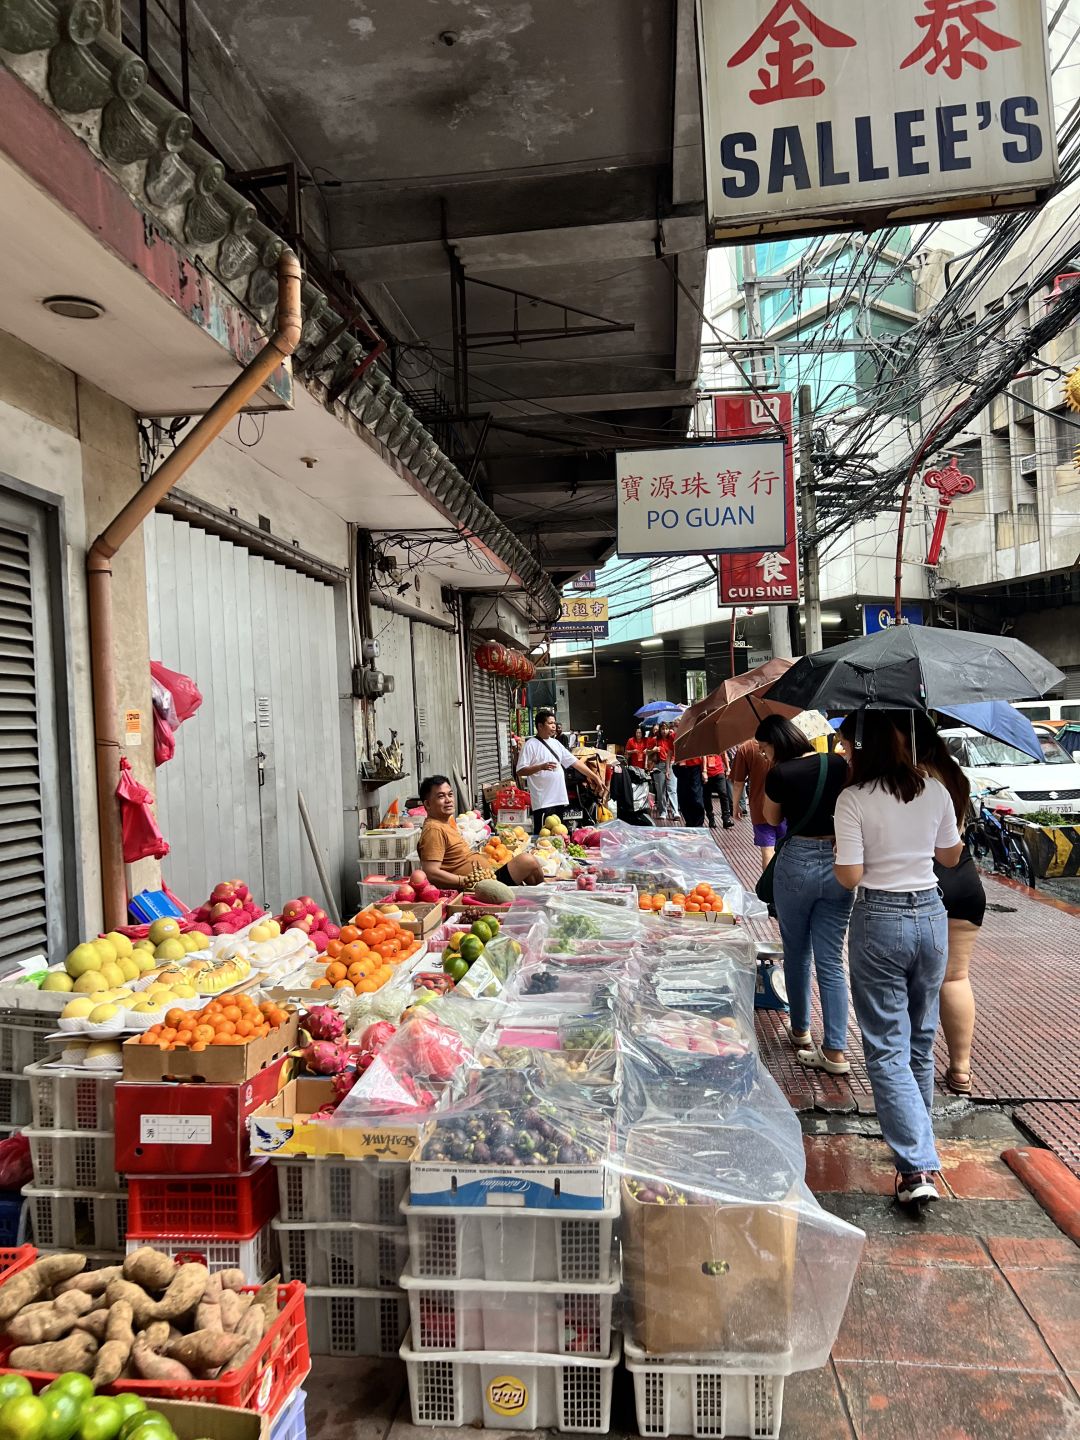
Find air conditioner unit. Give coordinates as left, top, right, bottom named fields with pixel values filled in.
left=1019, top=454, right=1038, bottom=477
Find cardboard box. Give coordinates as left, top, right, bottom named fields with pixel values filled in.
left=621, top=1178, right=797, bottom=1358
left=398, top=901, right=445, bottom=938
left=116, top=1056, right=291, bottom=1174
left=122, top=1014, right=299, bottom=1084
left=410, top=1122, right=613, bottom=1210
left=148, top=1400, right=263, bottom=1440
left=248, top=1077, right=420, bottom=1159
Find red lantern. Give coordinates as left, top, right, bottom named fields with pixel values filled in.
left=476, top=641, right=504, bottom=673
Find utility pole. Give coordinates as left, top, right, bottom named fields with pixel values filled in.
left=798, top=383, right=823, bottom=655
left=741, top=245, right=793, bottom=662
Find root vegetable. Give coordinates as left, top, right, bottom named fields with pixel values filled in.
left=0, top=1255, right=86, bottom=1324
left=138, top=1321, right=171, bottom=1352
left=195, top=1300, right=223, bottom=1332
left=166, top=1328, right=245, bottom=1375
left=123, top=1247, right=177, bottom=1293
left=131, top=1335, right=191, bottom=1381
left=151, top=1263, right=207, bottom=1322
left=226, top=1305, right=266, bottom=1371
left=73, top=1311, right=111, bottom=1340
left=92, top=1300, right=134, bottom=1386
left=10, top=1332, right=97, bottom=1374
left=217, top=1291, right=247, bottom=1332
left=201, top=1273, right=223, bottom=1303
left=55, top=1266, right=122, bottom=1297
left=105, top=1278, right=156, bottom=1328
left=251, top=1279, right=279, bottom=1327
left=217, top=1270, right=246, bottom=1293
left=6, top=1291, right=92, bottom=1343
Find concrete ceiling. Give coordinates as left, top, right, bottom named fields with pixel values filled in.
left=196, top=0, right=708, bottom=585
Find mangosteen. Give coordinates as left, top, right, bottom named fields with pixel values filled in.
left=522, top=1107, right=544, bottom=1130
left=515, top=1130, right=537, bottom=1155
left=448, top=1138, right=470, bottom=1162
left=490, top=1121, right=514, bottom=1147
left=529, top=1152, right=546, bottom=1165
left=472, top=1142, right=492, bottom=1164
left=557, top=1143, right=577, bottom=1164
left=535, top=1119, right=556, bottom=1142
left=492, top=1145, right=515, bottom=1165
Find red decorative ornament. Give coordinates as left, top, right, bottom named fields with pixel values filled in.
left=923, top=456, right=976, bottom=566
left=476, top=641, right=505, bottom=673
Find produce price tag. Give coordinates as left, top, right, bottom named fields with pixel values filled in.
left=140, top=1114, right=213, bottom=1145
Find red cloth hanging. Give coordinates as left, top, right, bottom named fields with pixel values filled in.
left=116, top=757, right=169, bottom=862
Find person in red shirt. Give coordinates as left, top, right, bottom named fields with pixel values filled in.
left=648, top=722, right=677, bottom=821
left=704, top=753, right=734, bottom=830
left=625, top=726, right=648, bottom=767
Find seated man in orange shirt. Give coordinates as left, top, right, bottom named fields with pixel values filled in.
left=417, top=776, right=543, bottom=890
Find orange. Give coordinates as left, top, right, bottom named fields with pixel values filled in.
left=357, top=910, right=377, bottom=931
left=190, top=1041, right=207, bottom=1052
left=223, top=1004, right=241, bottom=1023
left=194, top=1024, right=215, bottom=1044
left=671, top=894, right=686, bottom=906
left=326, top=961, right=347, bottom=983
left=333, top=979, right=353, bottom=990
left=325, top=939, right=343, bottom=959
left=339, top=924, right=361, bottom=945
left=685, top=901, right=701, bottom=913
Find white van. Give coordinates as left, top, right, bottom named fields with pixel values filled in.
left=941, top=726, right=1080, bottom=816
left=1013, top=700, right=1080, bottom=724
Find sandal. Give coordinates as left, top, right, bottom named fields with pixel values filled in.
left=944, top=1066, right=972, bottom=1095
left=797, top=1045, right=851, bottom=1076
left=787, top=1027, right=812, bottom=1048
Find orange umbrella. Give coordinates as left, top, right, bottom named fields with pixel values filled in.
left=673, top=658, right=802, bottom=760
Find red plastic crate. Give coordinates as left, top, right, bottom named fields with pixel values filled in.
left=127, top=1161, right=278, bottom=1238
left=0, top=1248, right=36, bottom=1286
left=1, top=1281, right=309, bottom=1418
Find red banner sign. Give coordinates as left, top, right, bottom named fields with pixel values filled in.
left=715, top=392, right=799, bottom=606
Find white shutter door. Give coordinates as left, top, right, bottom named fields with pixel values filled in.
left=411, top=621, right=463, bottom=786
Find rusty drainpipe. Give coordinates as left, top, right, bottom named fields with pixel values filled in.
left=87, top=251, right=304, bottom=929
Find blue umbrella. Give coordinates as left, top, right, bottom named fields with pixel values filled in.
left=935, top=701, right=1044, bottom=762
left=635, top=701, right=685, bottom=719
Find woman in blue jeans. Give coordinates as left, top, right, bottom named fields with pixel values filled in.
left=758, top=717, right=853, bottom=1075
left=833, top=712, right=964, bottom=1208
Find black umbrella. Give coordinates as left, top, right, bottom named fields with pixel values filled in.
left=762, top=627, right=1064, bottom=714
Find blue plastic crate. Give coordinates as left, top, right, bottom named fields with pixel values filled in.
left=0, top=1193, right=25, bottom=1247
left=269, top=1388, right=306, bottom=1440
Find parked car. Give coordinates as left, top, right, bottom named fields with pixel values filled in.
left=940, top=726, right=1080, bottom=816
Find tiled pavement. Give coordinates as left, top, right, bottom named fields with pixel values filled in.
left=310, top=821, right=1080, bottom=1438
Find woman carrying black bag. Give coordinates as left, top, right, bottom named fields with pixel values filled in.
left=755, top=717, right=853, bottom=1075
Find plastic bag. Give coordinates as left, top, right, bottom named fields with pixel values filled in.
left=150, top=660, right=203, bottom=723
left=116, top=758, right=169, bottom=862
left=0, top=1133, right=31, bottom=1190
left=595, top=821, right=767, bottom=919
left=153, top=709, right=175, bottom=767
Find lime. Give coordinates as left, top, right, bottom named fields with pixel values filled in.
left=485, top=916, right=501, bottom=936
left=40, top=1391, right=81, bottom=1440
left=0, top=1387, right=30, bottom=1412
left=42, top=1383, right=90, bottom=1409
left=79, top=1399, right=126, bottom=1440
left=118, top=1414, right=175, bottom=1440
left=0, top=1395, right=48, bottom=1440
left=446, top=956, right=470, bottom=983
left=109, top=1404, right=143, bottom=1431
left=459, top=935, right=484, bottom=964
left=470, top=921, right=492, bottom=944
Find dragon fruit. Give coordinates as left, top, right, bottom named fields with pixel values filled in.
left=301, top=1040, right=350, bottom=1076
left=331, top=1068, right=360, bottom=1104
left=303, top=1005, right=346, bottom=1043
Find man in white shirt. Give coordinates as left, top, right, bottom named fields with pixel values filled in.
left=517, top=711, right=603, bottom=830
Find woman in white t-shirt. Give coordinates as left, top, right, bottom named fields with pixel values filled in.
left=833, top=711, right=964, bottom=1209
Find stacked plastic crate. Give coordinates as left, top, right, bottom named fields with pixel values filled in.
left=124, top=1162, right=280, bottom=1276
left=357, top=828, right=420, bottom=910
left=271, top=1154, right=410, bottom=1357
left=0, top=1015, right=55, bottom=1242
left=398, top=1190, right=622, bottom=1433
left=22, top=1058, right=127, bottom=1263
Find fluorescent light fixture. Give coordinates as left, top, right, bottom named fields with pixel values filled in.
left=640, top=638, right=665, bottom=649
left=799, top=612, right=845, bottom=627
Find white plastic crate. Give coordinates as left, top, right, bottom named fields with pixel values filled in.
left=304, top=1287, right=409, bottom=1357
left=401, top=1329, right=621, bottom=1432
left=0, top=1020, right=52, bottom=1073
left=275, top=1220, right=408, bottom=1289
left=26, top=1061, right=117, bottom=1132
left=402, top=1195, right=619, bottom=1283
left=400, top=1262, right=619, bottom=1356
left=0, top=1074, right=30, bottom=1129
left=24, top=1187, right=127, bottom=1251
left=624, top=1335, right=787, bottom=1439
left=359, top=829, right=420, bottom=862
left=274, top=1156, right=409, bottom=1226
left=124, top=1221, right=278, bottom=1281
left=27, top=1131, right=122, bottom=1192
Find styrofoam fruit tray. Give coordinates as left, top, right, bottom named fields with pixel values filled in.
left=401, top=1329, right=621, bottom=1432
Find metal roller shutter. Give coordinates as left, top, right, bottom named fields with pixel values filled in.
left=369, top=604, right=418, bottom=814
left=410, top=620, right=464, bottom=787
left=469, top=655, right=512, bottom=793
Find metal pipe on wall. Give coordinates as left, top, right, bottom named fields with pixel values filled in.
left=87, top=252, right=303, bottom=928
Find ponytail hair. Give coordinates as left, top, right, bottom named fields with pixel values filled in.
left=839, top=711, right=925, bottom=804
left=912, top=711, right=970, bottom=825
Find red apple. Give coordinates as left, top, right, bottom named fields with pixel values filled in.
left=313, top=909, right=328, bottom=928
left=310, top=930, right=328, bottom=953
left=395, top=886, right=414, bottom=904
left=210, top=903, right=231, bottom=921
left=419, top=885, right=441, bottom=904
left=409, top=870, right=429, bottom=890
left=282, top=899, right=305, bottom=923
left=325, top=923, right=340, bottom=941
left=211, top=882, right=236, bottom=904
left=299, top=896, right=315, bottom=913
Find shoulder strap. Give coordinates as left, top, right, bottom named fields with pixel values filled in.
left=786, top=753, right=829, bottom=839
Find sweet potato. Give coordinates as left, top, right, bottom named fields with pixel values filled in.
left=225, top=1305, right=266, bottom=1372
left=217, top=1269, right=246, bottom=1293
left=251, top=1279, right=279, bottom=1327
left=138, top=1321, right=171, bottom=1352
left=201, top=1272, right=223, bottom=1303
left=105, top=1278, right=156, bottom=1328
left=217, top=1290, right=248, bottom=1332
left=150, top=1263, right=207, bottom=1322
left=55, top=1266, right=122, bottom=1297
left=0, top=1255, right=86, bottom=1324
left=123, top=1247, right=176, bottom=1294
left=10, top=1332, right=97, bottom=1374
left=73, top=1311, right=111, bottom=1341
left=131, top=1335, right=191, bottom=1381
left=6, top=1291, right=92, bottom=1344
left=195, top=1300, right=223, bottom=1333
left=166, top=1328, right=245, bottom=1376
left=92, top=1300, right=134, bottom=1387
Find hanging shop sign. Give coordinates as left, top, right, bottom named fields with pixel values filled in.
left=864, top=602, right=924, bottom=634
left=552, top=596, right=610, bottom=639
left=616, top=441, right=788, bottom=558
left=569, top=570, right=597, bottom=591
left=699, top=0, right=1059, bottom=239
left=711, top=393, right=799, bottom=604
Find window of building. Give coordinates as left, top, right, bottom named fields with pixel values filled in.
left=952, top=441, right=984, bottom=492
left=1052, top=409, right=1079, bottom=467
left=686, top=671, right=707, bottom=703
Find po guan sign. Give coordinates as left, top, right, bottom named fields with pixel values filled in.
left=699, top=0, right=1058, bottom=238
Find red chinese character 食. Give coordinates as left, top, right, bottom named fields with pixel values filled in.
left=716, top=469, right=741, bottom=497
left=900, top=0, right=1020, bottom=80
left=728, top=0, right=856, bottom=105
left=620, top=475, right=642, bottom=503
left=650, top=475, right=676, bottom=500
left=682, top=472, right=710, bottom=498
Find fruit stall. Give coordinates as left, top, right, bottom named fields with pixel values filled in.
left=0, top=821, right=864, bottom=1440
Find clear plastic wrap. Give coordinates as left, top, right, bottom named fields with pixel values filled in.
left=594, top=822, right=767, bottom=919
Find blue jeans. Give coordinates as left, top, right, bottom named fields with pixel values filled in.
left=848, top=887, right=948, bottom=1174
left=773, top=838, right=853, bottom=1052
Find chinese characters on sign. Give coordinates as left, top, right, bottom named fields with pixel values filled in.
left=617, top=440, right=788, bottom=559
left=700, top=0, right=1057, bottom=237
left=552, top=596, right=610, bottom=639
left=715, top=393, right=800, bottom=606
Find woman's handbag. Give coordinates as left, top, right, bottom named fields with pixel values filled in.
left=755, top=753, right=828, bottom=907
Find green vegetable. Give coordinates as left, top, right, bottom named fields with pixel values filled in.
left=0, top=1395, right=48, bottom=1440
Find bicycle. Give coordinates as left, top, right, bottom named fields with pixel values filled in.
left=965, top=785, right=1036, bottom=889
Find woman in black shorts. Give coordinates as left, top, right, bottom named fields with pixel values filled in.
left=913, top=714, right=985, bottom=1094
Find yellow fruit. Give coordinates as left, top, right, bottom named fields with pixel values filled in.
left=91, top=938, right=118, bottom=965
left=110, top=990, right=134, bottom=1004
left=88, top=1004, right=119, bottom=1023
left=117, top=957, right=139, bottom=982
left=62, top=998, right=95, bottom=1019
left=171, top=983, right=197, bottom=999
left=72, top=971, right=108, bottom=995
left=248, top=924, right=272, bottom=943
left=146, top=982, right=175, bottom=997
left=133, top=940, right=156, bottom=953
left=130, top=997, right=164, bottom=1014
left=86, top=1040, right=121, bottom=1061
left=148, top=918, right=181, bottom=946
left=154, top=939, right=186, bottom=963
left=267, top=919, right=281, bottom=938
left=104, top=931, right=133, bottom=958
left=99, top=962, right=124, bottom=989
left=41, top=972, right=74, bottom=993
left=133, top=953, right=156, bottom=974
left=65, top=943, right=102, bottom=978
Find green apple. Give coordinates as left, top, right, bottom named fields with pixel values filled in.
left=65, top=943, right=102, bottom=978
